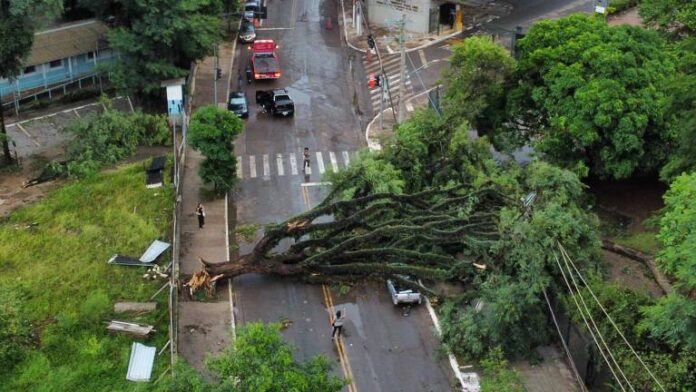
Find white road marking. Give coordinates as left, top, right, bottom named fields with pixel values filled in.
left=249, top=155, right=257, bottom=178
left=289, top=152, right=298, bottom=175
left=418, top=49, right=428, bottom=68
left=300, top=181, right=332, bottom=187
left=316, top=151, right=325, bottom=174
left=262, top=154, right=270, bottom=178
left=329, top=151, right=339, bottom=173
left=236, top=156, right=242, bottom=178
left=386, top=45, right=394, bottom=54
left=73, top=108, right=81, bottom=117
left=276, top=153, right=285, bottom=176
left=256, top=27, right=294, bottom=31
left=16, top=124, right=41, bottom=146
left=342, top=151, right=350, bottom=166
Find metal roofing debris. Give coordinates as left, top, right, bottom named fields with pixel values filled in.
left=139, top=240, right=170, bottom=263
left=148, top=156, right=167, bottom=172
left=28, top=20, right=109, bottom=66
left=108, top=240, right=170, bottom=266
left=126, top=343, right=156, bottom=382
left=146, top=156, right=166, bottom=188
left=461, top=372, right=481, bottom=392
left=107, top=321, right=154, bottom=338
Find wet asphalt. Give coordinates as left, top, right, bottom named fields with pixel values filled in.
left=229, top=0, right=456, bottom=390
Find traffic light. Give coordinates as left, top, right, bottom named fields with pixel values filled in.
left=216, top=68, right=222, bottom=80
left=367, top=34, right=375, bottom=49
left=368, top=74, right=380, bottom=89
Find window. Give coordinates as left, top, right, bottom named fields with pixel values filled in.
left=49, top=59, right=63, bottom=69
left=23, top=65, right=36, bottom=75
left=86, top=51, right=95, bottom=60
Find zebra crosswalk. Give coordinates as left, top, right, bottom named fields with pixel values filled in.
left=236, top=150, right=355, bottom=180
left=363, top=53, right=414, bottom=114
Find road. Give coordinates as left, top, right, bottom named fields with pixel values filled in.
left=229, top=0, right=455, bottom=390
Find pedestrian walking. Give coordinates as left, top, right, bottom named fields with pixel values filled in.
left=196, top=203, right=205, bottom=229
left=331, top=309, right=345, bottom=340
left=303, top=147, right=311, bottom=172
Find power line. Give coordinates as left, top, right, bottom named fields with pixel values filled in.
left=557, top=243, right=666, bottom=392
left=553, top=252, right=628, bottom=392
left=558, top=251, right=635, bottom=391
left=542, top=288, right=589, bottom=392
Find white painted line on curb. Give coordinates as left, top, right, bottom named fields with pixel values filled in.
left=236, top=156, right=242, bottom=178
left=228, top=279, right=236, bottom=340
left=329, top=151, right=339, bottom=173
left=418, top=49, right=428, bottom=68
left=276, top=153, right=285, bottom=176
left=316, top=151, right=325, bottom=174
left=289, top=152, right=298, bottom=175
left=342, top=151, right=351, bottom=166
left=425, top=297, right=469, bottom=391
left=249, top=155, right=257, bottom=178
left=300, top=182, right=332, bottom=187
left=262, top=154, right=270, bottom=178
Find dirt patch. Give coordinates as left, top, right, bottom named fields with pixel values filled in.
left=608, top=8, right=642, bottom=27
left=603, top=250, right=663, bottom=298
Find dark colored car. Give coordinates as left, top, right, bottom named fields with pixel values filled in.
left=256, top=88, right=294, bottom=117
left=227, top=91, right=249, bottom=118
left=239, top=21, right=256, bottom=43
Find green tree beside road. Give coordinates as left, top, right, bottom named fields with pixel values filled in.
left=188, top=105, right=243, bottom=194
left=158, top=323, right=346, bottom=392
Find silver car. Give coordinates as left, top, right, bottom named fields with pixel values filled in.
left=386, top=279, right=422, bottom=305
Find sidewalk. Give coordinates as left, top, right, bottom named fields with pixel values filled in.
left=339, top=0, right=513, bottom=53
left=177, top=38, right=236, bottom=372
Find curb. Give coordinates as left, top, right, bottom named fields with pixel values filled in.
left=339, top=0, right=463, bottom=54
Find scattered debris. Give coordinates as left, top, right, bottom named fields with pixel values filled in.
left=461, top=372, right=481, bottom=392
left=22, top=162, right=65, bottom=188
left=114, top=302, right=157, bottom=314
left=143, top=264, right=169, bottom=280
left=146, top=156, right=166, bottom=188
left=126, top=342, right=156, bottom=382
left=107, top=320, right=155, bottom=338
left=473, top=262, right=486, bottom=270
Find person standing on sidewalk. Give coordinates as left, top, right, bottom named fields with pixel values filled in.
left=331, top=309, right=345, bottom=341
left=196, top=203, right=206, bottom=229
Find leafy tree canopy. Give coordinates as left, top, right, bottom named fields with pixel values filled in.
left=156, top=323, right=346, bottom=392
left=506, top=14, right=676, bottom=180
left=81, top=0, right=223, bottom=98
left=188, top=105, right=243, bottom=194
left=639, top=0, right=696, bottom=37
left=443, top=36, right=515, bottom=141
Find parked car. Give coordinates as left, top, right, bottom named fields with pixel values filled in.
left=256, top=88, right=294, bottom=117
left=227, top=91, right=249, bottom=118
left=239, top=21, right=256, bottom=43
left=386, top=279, right=422, bottom=305
left=243, top=0, right=261, bottom=21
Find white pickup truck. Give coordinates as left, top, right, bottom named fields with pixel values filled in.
left=386, top=279, right=422, bottom=305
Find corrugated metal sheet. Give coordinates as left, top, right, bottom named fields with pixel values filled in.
left=126, top=343, right=156, bottom=382
left=27, top=20, right=108, bottom=66
left=139, top=240, right=171, bottom=263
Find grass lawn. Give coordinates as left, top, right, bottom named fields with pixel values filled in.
left=0, top=159, right=173, bottom=391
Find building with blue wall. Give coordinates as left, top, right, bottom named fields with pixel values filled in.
left=0, top=19, right=114, bottom=102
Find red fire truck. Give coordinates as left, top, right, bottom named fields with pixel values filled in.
left=250, top=40, right=281, bottom=80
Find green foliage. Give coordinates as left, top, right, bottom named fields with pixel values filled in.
left=0, top=161, right=172, bottom=390
left=188, top=105, right=243, bottom=194
left=639, top=293, right=696, bottom=349
left=0, top=288, right=32, bottom=373
left=608, top=0, right=639, bottom=13
left=639, top=0, right=696, bottom=37
left=562, top=280, right=696, bottom=390
left=506, top=14, right=676, bottom=179
left=324, top=150, right=404, bottom=200
left=157, top=323, right=346, bottom=392
left=443, top=36, right=515, bottom=138
left=235, top=224, right=259, bottom=242
left=655, top=172, right=696, bottom=289
left=660, top=38, right=696, bottom=181
left=86, top=0, right=223, bottom=98
left=53, top=97, right=171, bottom=178
left=479, top=347, right=526, bottom=392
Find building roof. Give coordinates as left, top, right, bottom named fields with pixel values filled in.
left=27, top=19, right=109, bottom=66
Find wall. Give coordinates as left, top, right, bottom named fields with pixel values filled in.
left=366, top=0, right=432, bottom=34
left=0, top=50, right=115, bottom=99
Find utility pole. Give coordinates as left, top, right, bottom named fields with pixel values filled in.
left=397, top=14, right=407, bottom=123
left=213, top=44, right=218, bottom=106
